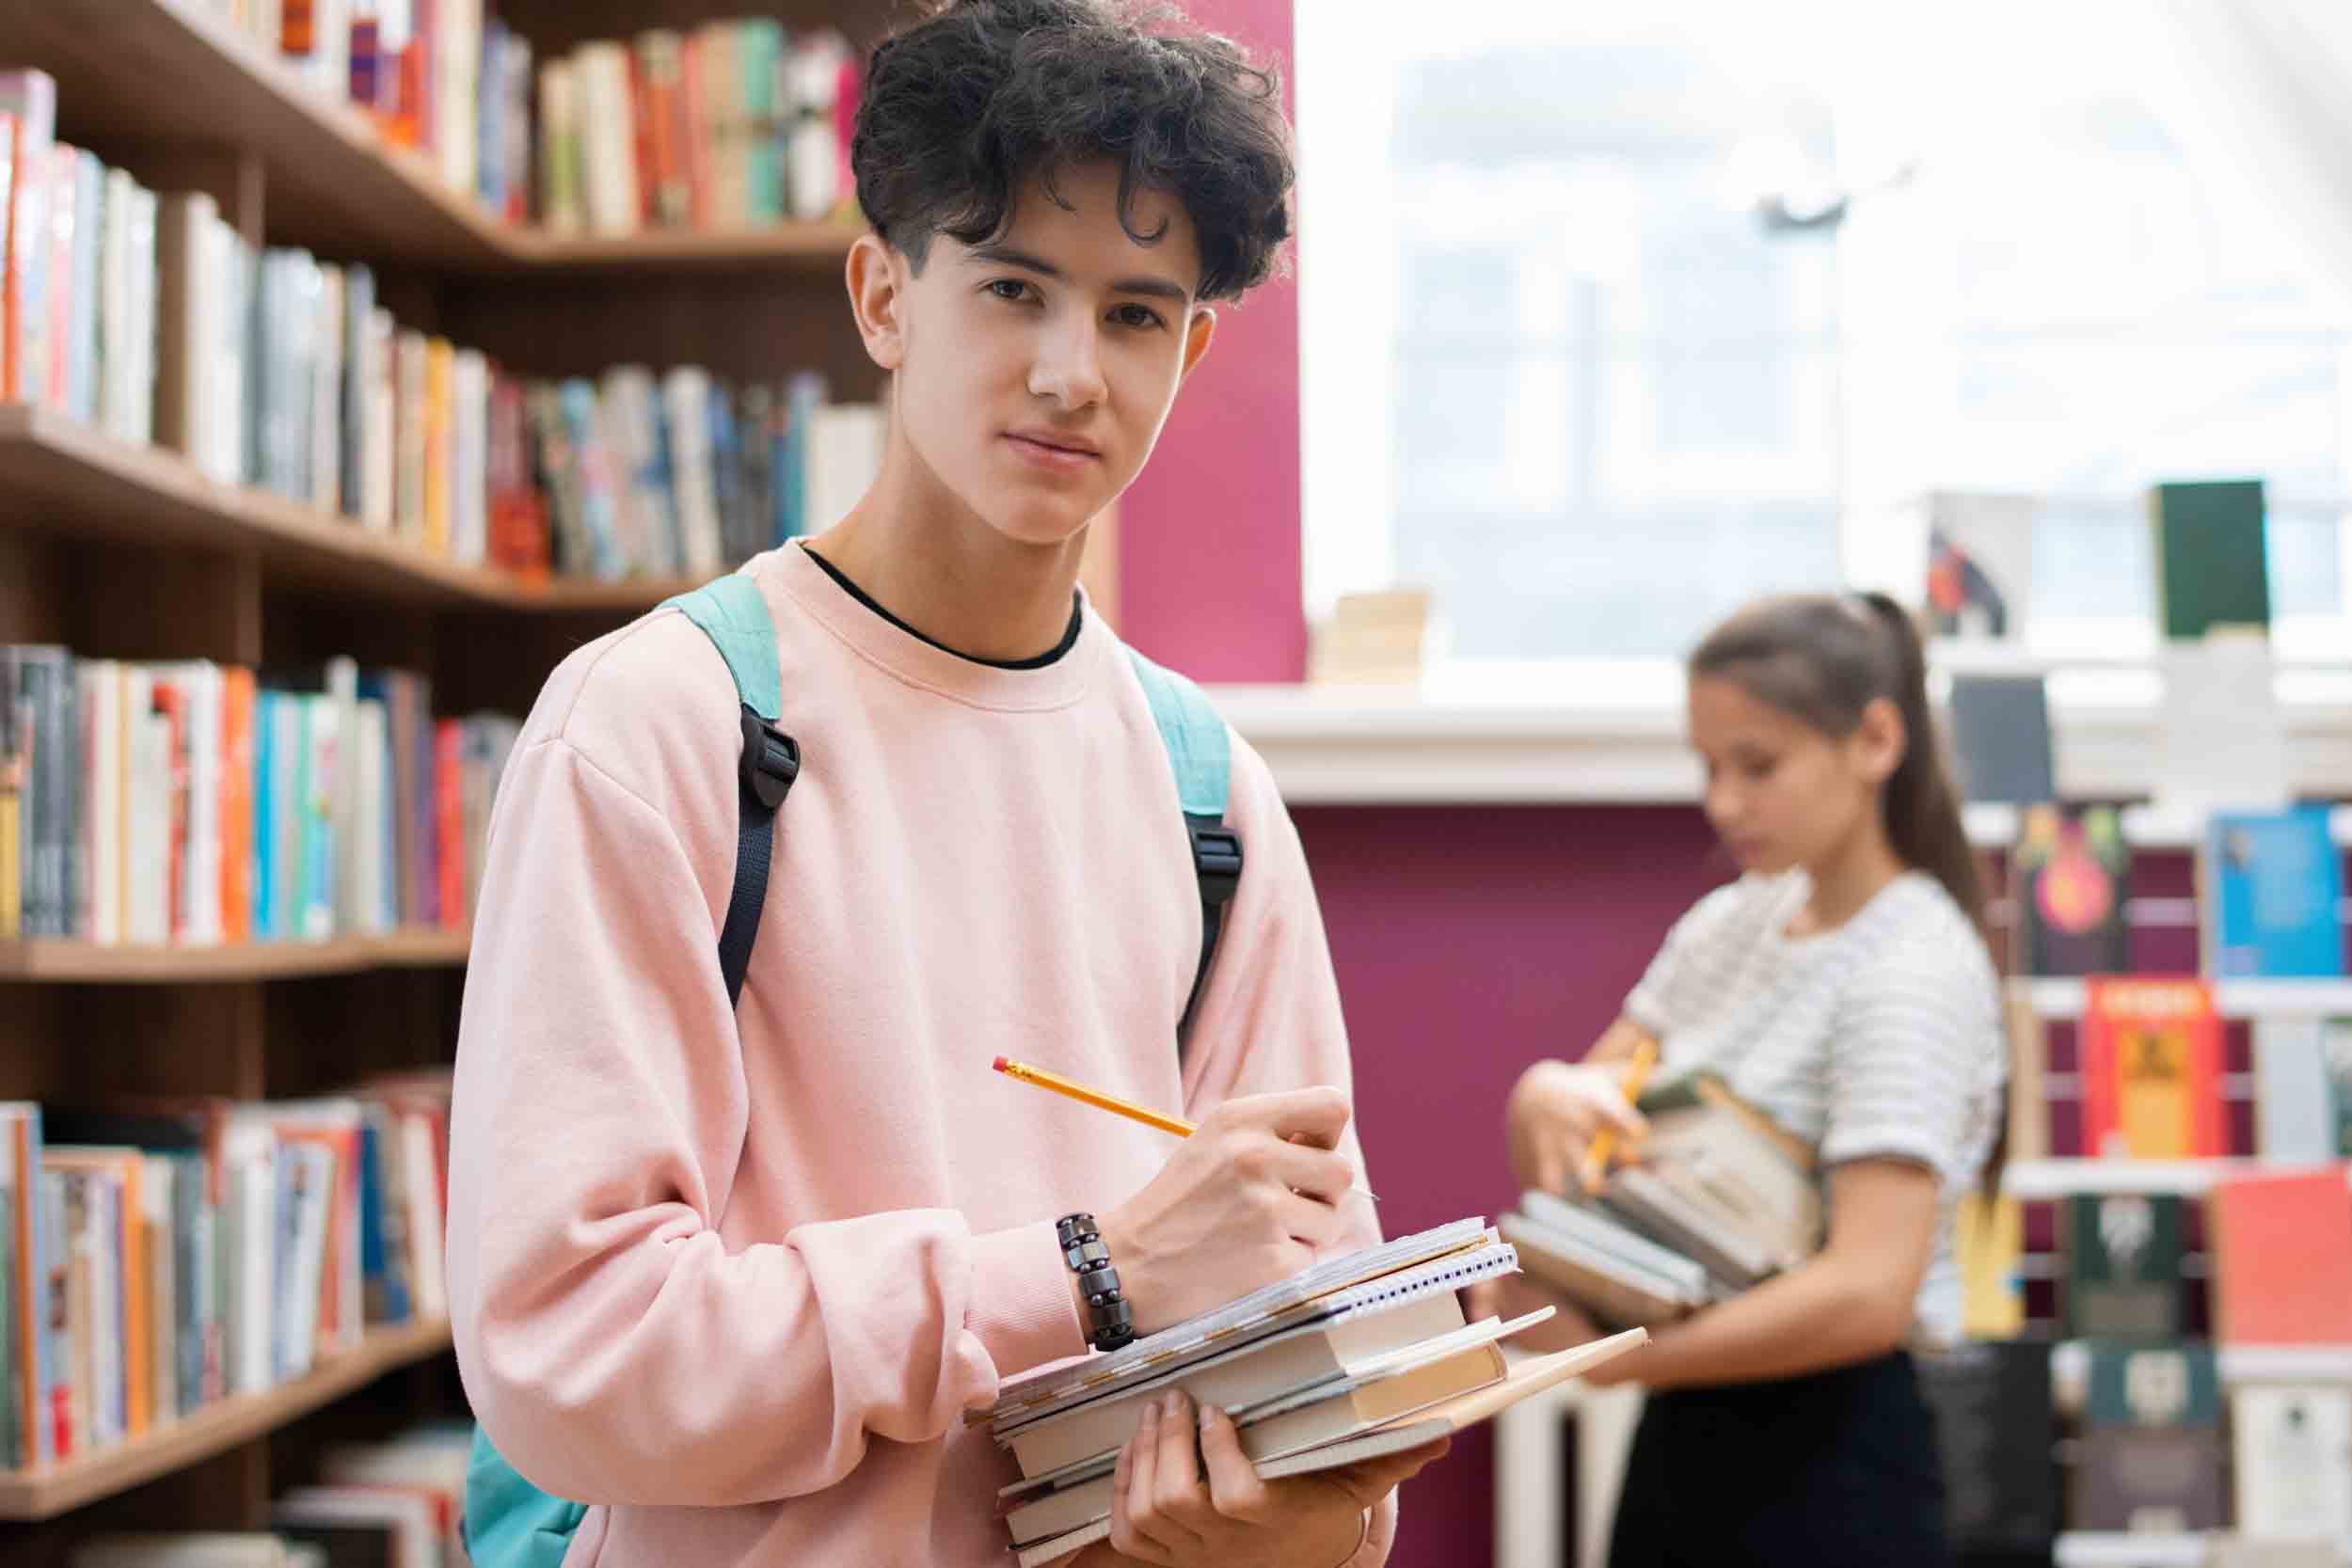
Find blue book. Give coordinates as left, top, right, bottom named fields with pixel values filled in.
left=251, top=690, right=275, bottom=941
left=2207, top=804, right=2345, bottom=977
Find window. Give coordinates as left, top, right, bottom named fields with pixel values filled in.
left=1296, top=0, right=2352, bottom=675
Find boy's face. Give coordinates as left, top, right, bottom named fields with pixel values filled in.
left=851, top=159, right=1216, bottom=547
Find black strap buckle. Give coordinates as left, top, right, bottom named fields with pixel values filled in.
left=1188, top=822, right=1243, bottom=907
left=739, top=705, right=801, bottom=812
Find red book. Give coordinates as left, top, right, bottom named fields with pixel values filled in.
left=678, top=33, right=713, bottom=230
left=219, top=668, right=255, bottom=942
left=2208, top=1169, right=2352, bottom=1343
left=43, top=142, right=72, bottom=404
left=149, top=678, right=190, bottom=942
left=435, top=720, right=463, bottom=929
left=2079, top=976, right=2224, bottom=1159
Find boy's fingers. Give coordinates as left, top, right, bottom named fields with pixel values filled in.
left=1233, top=1085, right=1352, bottom=1148
left=1199, top=1402, right=1274, bottom=1524
left=1327, top=1435, right=1453, bottom=1504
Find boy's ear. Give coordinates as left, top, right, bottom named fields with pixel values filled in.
left=847, top=233, right=909, bottom=372
left=1178, top=306, right=1217, bottom=384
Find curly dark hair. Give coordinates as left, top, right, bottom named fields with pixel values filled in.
left=851, top=0, right=1295, bottom=302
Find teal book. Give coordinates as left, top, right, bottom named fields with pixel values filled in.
left=2153, top=479, right=2270, bottom=640
left=2086, top=1339, right=2220, bottom=1430
left=2066, top=1195, right=2185, bottom=1338
left=2205, top=805, right=2344, bottom=978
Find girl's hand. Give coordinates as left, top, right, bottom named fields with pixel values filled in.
left=1463, top=1273, right=1607, bottom=1354
left=1106, top=1388, right=1448, bottom=1568
left=1504, top=1058, right=1647, bottom=1195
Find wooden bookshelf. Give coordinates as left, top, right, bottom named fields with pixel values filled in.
left=0, top=0, right=863, bottom=273
left=0, top=1319, right=453, bottom=1521
left=0, top=404, right=695, bottom=613
left=0, top=927, right=469, bottom=983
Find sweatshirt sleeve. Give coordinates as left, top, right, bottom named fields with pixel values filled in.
left=1173, top=735, right=1400, bottom=1565
left=447, top=731, right=1083, bottom=1508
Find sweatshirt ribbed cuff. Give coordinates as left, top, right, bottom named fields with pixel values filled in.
left=967, top=1219, right=1089, bottom=1379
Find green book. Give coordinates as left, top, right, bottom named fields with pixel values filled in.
left=2153, top=479, right=2270, bottom=640
left=2086, top=1339, right=2220, bottom=1430
left=2065, top=1194, right=2185, bottom=1338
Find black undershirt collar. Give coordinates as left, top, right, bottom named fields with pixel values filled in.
left=798, top=545, right=1084, bottom=671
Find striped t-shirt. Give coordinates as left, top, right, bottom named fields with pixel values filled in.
left=1623, top=868, right=2005, bottom=1345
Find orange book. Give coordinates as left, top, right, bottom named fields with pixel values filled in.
left=435, top=720, right=463, bottom=928
left=220, top=668, right=255, bottom=942
left=2208, top=1169, right=2352, bottom=1343
left=2080, top=976, right=2224, bottom=1159
left=678, top=33, right=714, bottom=229
left=423, top=338, right=452, bottom=555
left=6, top=1111, right=41, bottom=1460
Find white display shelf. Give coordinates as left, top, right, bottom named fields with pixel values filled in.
left=2054, top=1533, right=2217, bottom=1567
left=1963, top=801, right=2352, bottom=851
left=2003, top=1159, right=2264, bottom=1198
left=2216, top=1344, right=2352, bottom=1382
left=2010, top=977, right=2352, bottom=1020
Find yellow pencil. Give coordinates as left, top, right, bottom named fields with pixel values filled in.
left=1579, top=1034, right=1660, bottom=1195
left=993, top=1055, right=1198, bottom=1137
left=992, top=1056, right=1377, bottom=1201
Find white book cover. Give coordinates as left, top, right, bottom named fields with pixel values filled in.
left=362, top=306, right=395, bottom=531
left=536, top=58, right=582, bottom=234
left=2157, top=633, right=2289, bottom=819
left=435, top=0, right=481, bottom=198
left=394, top=330, right=427, bottom=539
left=310, top=265, right=343, bottom=515
left=67, top=150, right=101, bottom=422
left=79, top=660, right=123, bottom=944
left=273, top=1141, right=332, bottom=1381
left=806, top=404, right=886, bottom=534
left=787, top=35, right=846, bottom=221
left=661, top=367, right=723, bottom=574
left=275, top=1485, right=439, bottom=1568
left=126, top=182, right=157, bottom=447
left=171, top=661, right=224, bottom=947
left=453, top=348, right=489, bottom=564
left=142, top=1152, right=177, bottom=1424
left=399, top=1111, right=446, bottom=1319
left=221, top=1117, right=277, bottom=1398
left=2252, top=1017, right=2338, bottom=1164
left=2233, top=1385, right=2352, bottom=1539
left=210, top=230, right=251, bottom=486
left=89, top=1174, right=123, bottom=1447
left=71, top=1536, right=298, bottom=1568
left=576, top=43, right=641, bottom=236
left=1926, top=491, right=2038, bottom=641
left=123, top=674, right=170, bottom=946
left=98, top=168, right=134, bottom=442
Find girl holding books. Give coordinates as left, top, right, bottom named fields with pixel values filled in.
left=1477, top=592, right=2005, bottom=1568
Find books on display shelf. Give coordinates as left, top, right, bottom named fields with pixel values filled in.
left=0, top=645, right=519, bottom=945
left=2079, top=978, right=2226, bottom=1161
left=2071, top=1339, right=2227, bottom=1534
left=1924, top=491, right=2038, bottom=641
left=2202, top=806, right=2345, bottom=980
left=2014, top=803, right=2132, bottom=977
left=2, top=1076, right=452, bottom=1472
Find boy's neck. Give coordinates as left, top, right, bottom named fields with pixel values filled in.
left=810, top=429, right=1094, bottom=664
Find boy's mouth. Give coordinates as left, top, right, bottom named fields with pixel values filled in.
left=1005, top=430, right=1104, bottom=468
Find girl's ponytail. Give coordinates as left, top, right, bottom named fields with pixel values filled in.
left=1853, top=591, right=1989, bottom=940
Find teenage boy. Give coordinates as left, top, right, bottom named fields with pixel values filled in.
left=447, top=2, right=1441, bottom=1564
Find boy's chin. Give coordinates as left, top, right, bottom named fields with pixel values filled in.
left=969, top=499, right=1110, bottom=551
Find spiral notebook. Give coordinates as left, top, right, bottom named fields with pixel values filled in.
left=984, top=1217, right=1497, bottom=1429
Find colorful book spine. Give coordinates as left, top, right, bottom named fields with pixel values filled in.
left=2081, top=977, right=2226, bottom=1159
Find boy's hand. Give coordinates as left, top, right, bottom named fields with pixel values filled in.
left=1104, top=1389, right=1446, bottom=1568
left=1097, top=1087, right=1358, bottom=1334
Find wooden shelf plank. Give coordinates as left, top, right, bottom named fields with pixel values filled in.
left=0, top=404, right=693, bottom=613
left=0, top=1318, right=453, bottom=1520
left=0, top=0, right=862, bottom=273
left=0, top=927, right=469, bottom=982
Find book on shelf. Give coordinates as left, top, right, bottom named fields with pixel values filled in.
left=1947, top=674, right=2056, bottom=806
left=1500, top=1070, right=1819, bottom=1326
left=979, top=1220, right=1646, bottom=1561
left=1955, top=1191, right=2025, bottom=1339
left=3, top=1078, right=453, bottom=1472
left=2206, top=1167, right=2352, bottom=1346
left=2063, top=1194, right=2185, bottom=1338
left=2071, top=1339, right=2227, bottom=1533
left=2232, top=1385, right=2352, bottom=1543
left=1308, top=589, right=1433, bottom=688
left=69, top=1536, right=312, bottom=1568
left=2012, top=803, right=2132, bottom=977
left=2006, top=989, right=2053, bottom=1162
left=0, top=69, right=57, bottom=409
left=1915, top=1339, right=2058, bottom=1554
left=2153, top=479, right=2271, bottom=641
left=2202, top=805, right=2345, bottom=979
left=2158, top=631, right=2291, bottom=821
left=2251, top=1015, right=2352, bottom=1163
left=1924, top=491, right=2038, bottom=640
left=2079, top=978, right=2225, bottom=1160
left=4, top=645, right=516, bottom=949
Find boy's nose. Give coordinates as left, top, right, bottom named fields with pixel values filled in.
left=1028, top=324, right=1108, bottom=409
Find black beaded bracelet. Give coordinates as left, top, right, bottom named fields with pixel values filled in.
left=1057, top=1212, right=1136, bottom=1352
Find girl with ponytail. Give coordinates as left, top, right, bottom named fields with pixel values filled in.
left=1476, top=592, right=2006, bottom=1568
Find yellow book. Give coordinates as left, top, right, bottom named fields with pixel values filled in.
left=0, top=788, right=18, bottom=939
left=424, top=337, right=453, bottom=556
left=1956, top=1191, right=2026, bottom=1338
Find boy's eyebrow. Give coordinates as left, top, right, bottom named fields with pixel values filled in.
left=964, top=241, right=1193, bottom=304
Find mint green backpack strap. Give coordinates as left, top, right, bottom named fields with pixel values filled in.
left=1122, top=646, right=1242, bottom=1052
left=462, top=574, right=798, bottom=1568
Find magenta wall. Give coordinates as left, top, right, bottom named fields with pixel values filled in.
left=1115, top=0, right=1309, bottom=684
left=1294, top=806, right=1732, bottom=1566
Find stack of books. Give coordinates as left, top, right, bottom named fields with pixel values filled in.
left=1502, top=1071, right=1820, bottom=1328
left=982, top=1219, right=1645, bottom=1564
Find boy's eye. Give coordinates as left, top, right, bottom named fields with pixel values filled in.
left=1111, top=303, right=1166, bottom=331
left=985, top=279, right=1034, bottom=303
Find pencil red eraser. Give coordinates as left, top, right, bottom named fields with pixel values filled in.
left=993, top=1055, right=1009, bottom=1072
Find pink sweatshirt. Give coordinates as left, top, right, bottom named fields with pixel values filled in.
left=448, top=544, right=1397, bottom=1568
